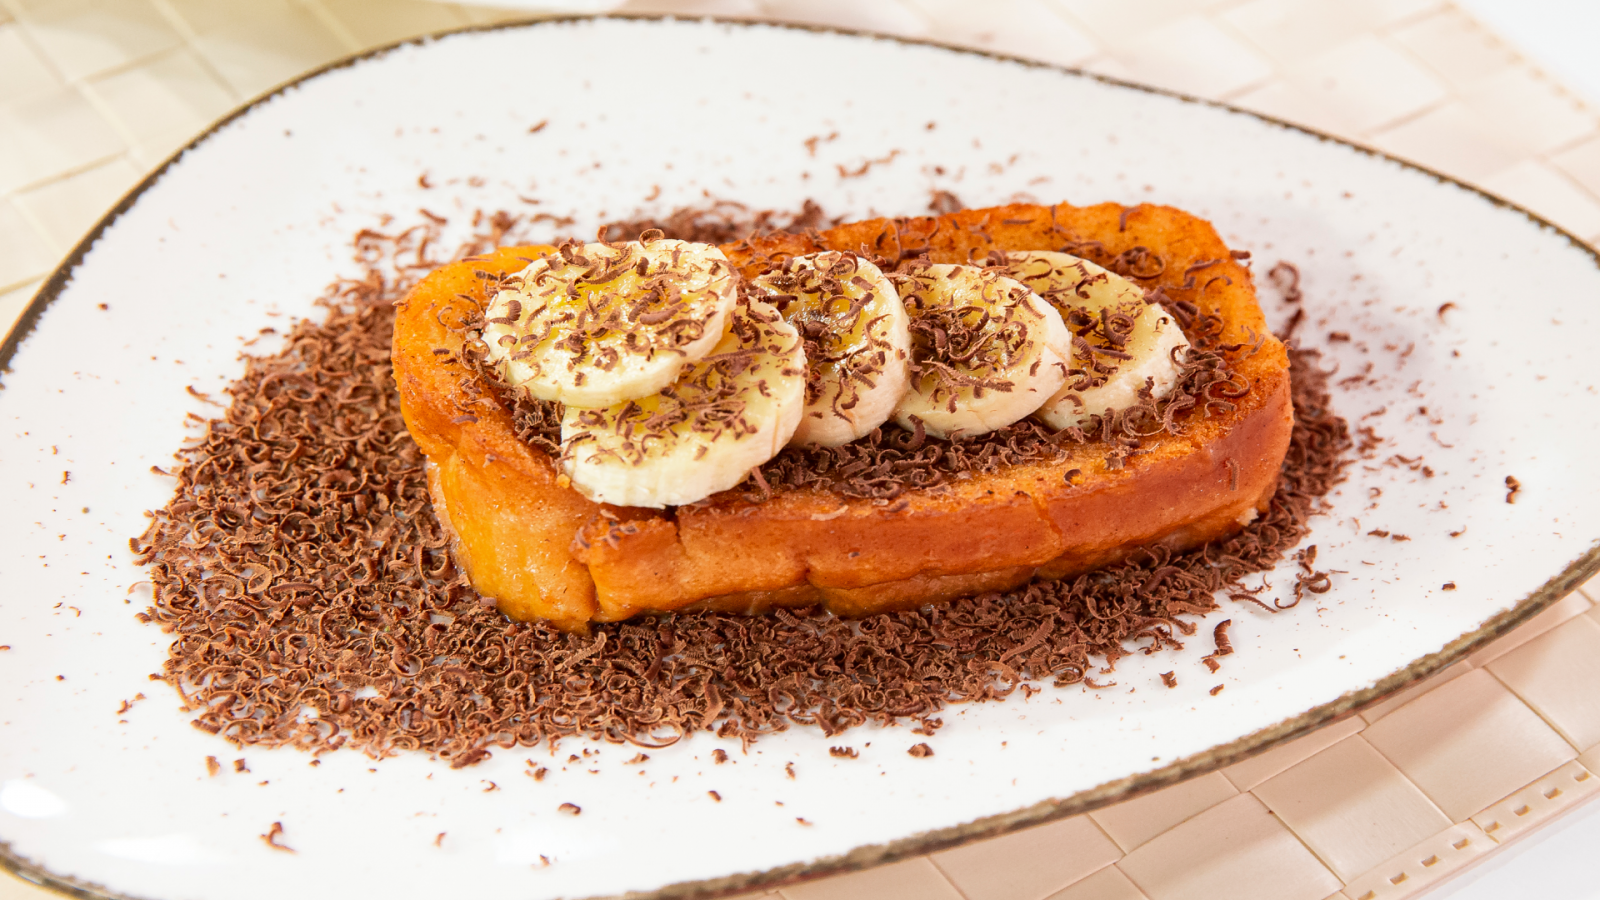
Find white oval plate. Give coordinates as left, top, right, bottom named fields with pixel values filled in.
left=2, top=17, right=1598, bottom=900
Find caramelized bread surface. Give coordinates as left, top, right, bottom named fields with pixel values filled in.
left=392, top=202, right=1293, bottom=631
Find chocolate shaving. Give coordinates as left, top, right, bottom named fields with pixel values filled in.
left=133, top=208, right=1351, bottom=761
left=1505, top=475, right=1521, bottom=504
left=1290, top=545, right=1333, bottom=607
left=928, top=190, right=964, bottom=215
left=1269, top=262, right=1302, bottom=303
left=261, top=822, right=294, bottom=853
left=836, top=150, right=901, bottom=179
left=907, top=743, right=934, bottom=758
left=1281, top=307, right=1305, bottom=340
left=1212, top=619, right=1233, bottom=656
left=1159, top=672, right=1176, bottom=688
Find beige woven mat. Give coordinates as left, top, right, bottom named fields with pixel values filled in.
left=3, top=2, right=1599, bottom=899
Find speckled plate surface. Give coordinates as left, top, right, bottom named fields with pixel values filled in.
left=2, top=17, right=1598, bottom=900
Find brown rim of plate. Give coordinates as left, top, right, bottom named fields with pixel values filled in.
left=2, top=14, right=1597, bottom=900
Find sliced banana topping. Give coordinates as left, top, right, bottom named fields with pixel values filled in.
left=560, top=298, right=806, bottom=509
left=889, top=263, right=1071, bottom=440
left=750, top=251, right=910, bottom=447
left=482, top=235, right=736, bottom=408
left=1004, top=251, right=1190, bottom=430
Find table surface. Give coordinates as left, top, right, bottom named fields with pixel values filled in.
left=3, top=2, right=1600, bottom=900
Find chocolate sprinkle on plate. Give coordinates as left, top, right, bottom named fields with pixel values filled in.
left=132, top=205, right=1352, bottom=764
left=1211, top=619, right=1234, bottom=656
left=261, top=822, right=294, bottom=853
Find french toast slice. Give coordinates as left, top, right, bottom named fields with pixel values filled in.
left=392, top=202, right=1293, bottom=632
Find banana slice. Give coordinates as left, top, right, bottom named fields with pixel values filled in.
left=482, top=236, right=736, bottom=408
left=750, top=251, right=910, bottom=447
left=1004, top=251, right=1190, bottom=429
left=560, top=298, right=806, bottom=509
left=889, top=263, right=1071, bottom=440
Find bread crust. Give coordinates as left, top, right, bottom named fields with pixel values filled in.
left=392, top=202, right=1292, bottom=632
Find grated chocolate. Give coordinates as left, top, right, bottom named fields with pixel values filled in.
left=133, top=204, right=1351, bottom=764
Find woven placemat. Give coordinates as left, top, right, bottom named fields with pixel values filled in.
left=2, top=2, right=1598, bottom=899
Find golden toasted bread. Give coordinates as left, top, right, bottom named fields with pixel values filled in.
left=392, top=202, right=1292, bottom=632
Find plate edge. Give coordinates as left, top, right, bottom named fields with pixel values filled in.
left=1, top=14, right=1598, bottom=900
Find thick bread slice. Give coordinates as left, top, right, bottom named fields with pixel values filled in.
left=392, top=202, right=1292, bottom=632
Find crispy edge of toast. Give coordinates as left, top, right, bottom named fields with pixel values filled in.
left=392, top=202, right=1292, bottom=631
